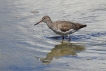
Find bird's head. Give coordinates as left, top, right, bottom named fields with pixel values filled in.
left=34, top=16, right=51, bottom=26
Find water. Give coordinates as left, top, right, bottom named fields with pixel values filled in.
left=0, top=0, right=106, bottom=71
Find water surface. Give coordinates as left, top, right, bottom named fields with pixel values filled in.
left=0, top=0, right=106, bottom=71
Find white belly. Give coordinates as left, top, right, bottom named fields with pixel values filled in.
left=52, top=28, right=76, bottom=35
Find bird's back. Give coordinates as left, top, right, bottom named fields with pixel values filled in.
left=51, top=21, right=86, bottom=35
left=54, top=21, right=77, bottom=31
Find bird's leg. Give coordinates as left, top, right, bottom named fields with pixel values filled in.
left=68, top=34, right=71, bottom=41
left=69, top=36, right=71, bottom=41
left=62, top=35, right=64, bottom=40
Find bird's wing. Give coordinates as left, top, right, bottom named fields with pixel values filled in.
left=53, top=21, right=77, bottom=34
left=60, top=21, right=75, bottom=32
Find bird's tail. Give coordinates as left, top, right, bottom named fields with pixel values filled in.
left=80, top=24, right=87, bottom=28
left=75, top=23, right=87, bottom=30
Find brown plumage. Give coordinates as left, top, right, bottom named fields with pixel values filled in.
left=34, top=16, right=87, bottom=41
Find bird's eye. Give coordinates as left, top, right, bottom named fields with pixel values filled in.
left=43, top=17, right=45, bottom=20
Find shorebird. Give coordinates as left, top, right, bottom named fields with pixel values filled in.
left=34, top=16, right=87, bottom=41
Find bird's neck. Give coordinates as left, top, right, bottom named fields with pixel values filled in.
left=45, top=20, right=52, bottom=24
left=45, top=20, right=53, bottom=29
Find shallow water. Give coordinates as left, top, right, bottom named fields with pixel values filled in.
left=0, top=0, right=106, bottom=71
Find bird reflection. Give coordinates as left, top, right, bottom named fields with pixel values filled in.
left=35, top=41, right=85, bottom=64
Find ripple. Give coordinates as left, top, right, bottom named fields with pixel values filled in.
left=1, top=0, right=106, bottom=71
left=90, top=32, right=106, bottom=37
left=35, top=41, right=85, bottom=64
left=46, top=31, right=106, bottom=41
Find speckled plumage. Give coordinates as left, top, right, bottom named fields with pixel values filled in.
left=34, top=16, right=87, bottom=41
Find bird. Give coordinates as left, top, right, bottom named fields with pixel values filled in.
left=34, top=16, right=87, bottom=41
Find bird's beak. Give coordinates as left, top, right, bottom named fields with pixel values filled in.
left=34, top=19, right=44, bottom=26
